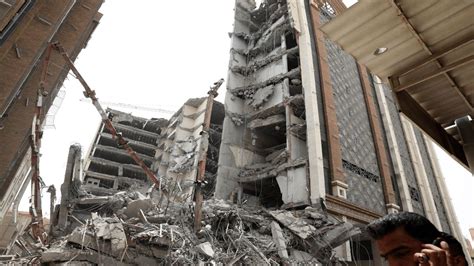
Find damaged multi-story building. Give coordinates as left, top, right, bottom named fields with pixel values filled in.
left=215, top=0, right=467, bottom=263
left=156, top=98, right=225, bottom=198
left=80, top=99, right=224, bottom=199
left=82, top=108, right=169, bottom=196
left=0, top=0, right=470, bottom=264
left=0, top=0, right=103, bottom=247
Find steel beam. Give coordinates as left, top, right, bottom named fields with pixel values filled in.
left=392, top=54, right=474, bottom=92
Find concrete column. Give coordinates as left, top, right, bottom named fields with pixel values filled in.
left=309, top=2, right=347, bottom=199
left=334, top=216, right=353, bottom=261
left=58, top=144, right=81, bottom=230
left=358, top=67, right=398, bottom=214
left=401, top=118, right=441, bottom=228
left=295, top=0, right=326, bottom=202
left=373, top=77, right=413, bottom=212
left=424, top=138, right=471, bottom=264
left=215, top=1, right=251, bottom=200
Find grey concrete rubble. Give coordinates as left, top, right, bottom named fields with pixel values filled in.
left=225, top=110, right=245, bottom=126
left=7, top=186, right=359, bottom=265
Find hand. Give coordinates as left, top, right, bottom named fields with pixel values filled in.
left=413, top=241, right=455, bottom=266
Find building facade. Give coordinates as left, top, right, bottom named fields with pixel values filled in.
left=215, top=0, right=465, bottom=262
left=0, top=0, right=103, bottom=223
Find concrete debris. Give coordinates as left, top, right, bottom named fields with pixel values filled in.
left=231, top=47, right=299, bottom=76
left=271, top=221, right=289, bottom=259
left=269, top=210, right=317, bottom=240
left=247, top=84, right=274, bottom=109
left=12, top=182, right=360, bottom=265
left=122, top=198, right=153, bottom=219
left=248, top=114, right=286, bottom=129
left=238, top=156, right=303, bottom=181
left=250, top=4, right=288, bottom=42
left=266, top=148, right=287, bottom=165
left=231, top=67, right=300, bottom=99
left=249, top=25, right=292, bottom=57
left=168, top=153, right=195, bottom=173
left=236, top=0, right=256, bottom=11
left=175, top=137, right=197, bottom=154
left=111, top=111, right=134, bottom=124
left=196, top=242, right=215, bottom=258
left=225, top=110, right=245, bottom=126
left=65, top=213, right=127, bottom=258
left=290, top=249, right=322, bottom=264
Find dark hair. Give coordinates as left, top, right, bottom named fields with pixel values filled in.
left=438, top=232, right=468, bottom=265
left=366, top=212, right=441, bottom=243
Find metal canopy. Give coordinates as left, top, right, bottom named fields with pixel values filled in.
left=320, top=0, right=474, bottom=172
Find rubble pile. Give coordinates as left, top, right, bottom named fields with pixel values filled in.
left=6, top=189, right=360, bottom=265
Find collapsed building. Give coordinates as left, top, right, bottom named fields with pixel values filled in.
left=215, top=0, right=467, bottom=263
left=0, top=0, right=470, bottom=265
left=2, top=98, right=363, bottom=264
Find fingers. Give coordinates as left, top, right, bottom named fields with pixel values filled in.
left=415, top=243, right=449, bottom=266
left=440, top=241, right=455, bottom=266
left=414, top=252, right=430, bottom=265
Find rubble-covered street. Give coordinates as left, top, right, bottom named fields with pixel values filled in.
left=8, top=185, right=359, bottom=265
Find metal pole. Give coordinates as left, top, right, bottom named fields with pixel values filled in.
left=194, top=78, right=223, bottom=232
left=30, top=44, right=53, bottom=244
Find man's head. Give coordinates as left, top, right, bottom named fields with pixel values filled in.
left=366, top=212, right=441, bottom=266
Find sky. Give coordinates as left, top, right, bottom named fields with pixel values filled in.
left=18, top=0, right=473, bottom=244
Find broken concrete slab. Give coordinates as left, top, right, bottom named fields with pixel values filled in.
left=289, top=249, right=322, bottom=265
left=41, top=246, right=133, bottom=265
left=276, top=166, right=309, bottom=205
left=265, top=148, right=286, bottom=162
left=66, top=215, right=128, bottom=259
left=248, top=114, right=285, bottom=129
left=317, top=222, right=361, bottom=250
left=247, top=85, right=274, bottom=109
left=269, top=210, right=316, bottom=240
left=196, top=242, right=215, bottom=258
left=91, top=213, right=127, bottom=257
left=123, top=198, right=153, bottom=218
left=225, top=110, right=245, bottom=126
left=271, top=221, right=289, bottom=259
left=229, top=145, right=265, bottom=168
left=176, top=138, right=197, bottom=154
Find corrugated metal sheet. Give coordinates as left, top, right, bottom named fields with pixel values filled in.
left=320, top=0, right=474, bottom=169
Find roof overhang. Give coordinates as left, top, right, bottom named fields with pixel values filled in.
left=320, top=0, right=474, bottom=172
